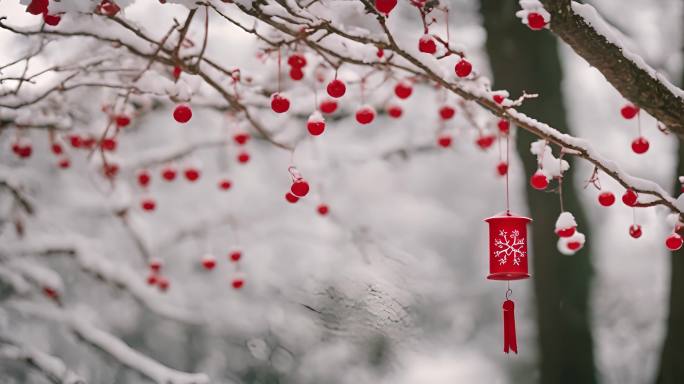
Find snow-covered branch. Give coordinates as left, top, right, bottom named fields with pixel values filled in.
left=0, top=337, right=86, bottom=384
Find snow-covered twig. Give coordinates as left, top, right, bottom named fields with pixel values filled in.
left=0, top=337, right=86, bottom=384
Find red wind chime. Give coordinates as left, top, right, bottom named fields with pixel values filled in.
left=484, top=123, right=531, bottom=354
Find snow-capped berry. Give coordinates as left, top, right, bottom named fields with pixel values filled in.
left=475, top=135, right=495, bottom=150
left=394, top=81, right=412, bottom=99
left=201, top=254, right=217, bottom=270
left=233, top=132, right=250, bottom=145
left=218, top=179, right=232, bottom=190
left=271, top=93, right=290, bottom=113
left=497, top=162, right=508, bottom=176
left=157, top=277, right=170, bottom=292
left=355, top=106, right=376, bottom=125
left=101, top=137, right=117, bottom=151
left=307, top=112, right=326, bottom=136
left=285, top=192, right=299, bottom=203
left=149, top=258, right=163, bottom=272
left=184, top=167, right=200, bottom=182
left=115, top=115, right=131, bottom=127
left=527, top=12, right=547, bottom=30
left=530, top=170, right=549, bottom=190
left=493, top=95, right=505, bottom=104
left=418, top=34, right=437, bottom=54
left=141, top=198, right=156, bottom=211
left=291, top=180, right=310, bottom=197
left=622, top=189, right=638, bottom=206
left=287, top=54, right=307, bottom=68
left=317, top=204, right=329, bottom=216
left=173, top=104, right=192, bottom=123
left=326, top=79, right=346, bottom=98
left=497, top=119, right=510, bottom=134
left=26, top=0, right=48, bottom=15
left=320, top=99, right=338, bottom=114
left=375, top=0, right=397, bottom=15
left=58, top=157, right=70, bottom=169
left=555, top=212, right=577, bottom=238
left=137, top=170, right=151, bottom=187
left=455, top=59, right=472, bottom=78
left=162, top=166, right=177, bottom=181
left=289, top=67, right=304, bottom=81
left=229, top=250, right=241, bottom=262
left=232, top=278, right=244, bottom=289
left=567, top=240, right=582, bottom=251
left=629, top=225, right=642, bottom=239
left=437, top=134, right=452, bottom=148
left=51, top=143, right=63, bottom=155
left=666, top=233, right=683, bottom=251
left=439, top=105, right=455, bottom=120
left=621, top=104, right=639, bottom=119
left=99, top=0, right=120, bottom=16
left=376, top=47, right=384, bottom=58
left=43, top=13, right=61, bottom=26
left=237, top=151, right=250, bottom=164
left=598, top=191, right=615, bottom=206
left=387, top=105, right=403, bottom=119
left=631, top=137, right=649, bottom=154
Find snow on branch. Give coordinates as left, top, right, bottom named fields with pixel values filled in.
left=0, top=337, right=86, bottom=384
left=539, top=0, right=684, bottom=135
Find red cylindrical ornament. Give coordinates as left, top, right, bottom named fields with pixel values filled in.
left=485, top=212, right=532, bottom=280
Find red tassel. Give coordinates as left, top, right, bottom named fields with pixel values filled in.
left=503, top=299, right=517, bottom=354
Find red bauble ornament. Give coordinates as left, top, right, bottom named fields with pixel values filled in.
left=173, top=104, right=192, bottom=123
left=418, top=34, right=437, bottom=54
left=437, top=134, right=452, bottom=148
left=355, top=106, right=376, bottom=125
left=497, top=162, right=508, bottom=176
left=285, top=192, right=299, bottom=203
left=485, top=212, right=531, bottom=280
left=527, top=12, right=547, bottom=30
left=233, top=132, right=250, bottom=145
left=629, top=225, right=642, bottom=239
left=622, top=189, right=638, bottom=207
left=375, top=0, right=397, bottom=15
left=141, top=198, right=156, bottom=211
left=326, top=79, right=346, bottom=98
left=498, top=119, right=510, bottom=134
left=394, top=81, right=413, bottom=99
left=621, top=104, right=639, bottom=119
left=237, top=151, right=250, bottom=164
left=439, top=105, right=456, bottom=120
left=387, top=104, right=403, bottom=119
left=631, top=137, right=649, bottom=154
left=218, top=179, right=232, bottom=190
left=598, top=191, right=615, bottom=206
left=184, top=167, right=200, bottom=182
left=161, top=166, right=177, bottom=181
left=455, top=59, right=472, bottom=78
left=271, top=93, right=290, bottom=113
left=530, top=170, right=548, bottom=190
left=291, top=180, right=310, bottom=197
left=317, top=204, right=329, bottom=216
left=320, top=99, right=338, bottom=114
left=666, top=233, right=683, bottom=251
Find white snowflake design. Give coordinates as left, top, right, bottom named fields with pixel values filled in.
left=493, top=229, right=527, bottom=266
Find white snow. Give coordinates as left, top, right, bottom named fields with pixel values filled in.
left=555, top=211, right=577, bottom=230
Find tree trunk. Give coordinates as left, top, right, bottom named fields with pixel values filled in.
left=480, top=2, right=597, bottom=383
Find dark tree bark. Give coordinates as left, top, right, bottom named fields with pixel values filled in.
left=480, top=2, right=597, bottom=383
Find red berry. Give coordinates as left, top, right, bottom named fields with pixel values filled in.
left=287, top=54, right=307, bottom=68
left=394, top=82, right=413, bottom=99
left=475, top=135, right=495, bottom=150
left=184, top=167, right=200, bottom=182
left=375, top=0, right=397, bottom=14
left=497, top=119, right=510, bottom=134
left=26, top=0, right=48, bottom=15
left=137, top=170, right=151, bottom=187
left=629, top=225, right=642, bottom=239
left=99, top=0, right=121, bottom=16
left=69, top=135, right=83, bottom=148
left=51, top=143, right=63, bottom=155
left=172, top=66, right=182, bottom=79
left=376, top=48, right=384, bottom=58
left=201, top=255, right=217, bottom=270
left=141, top=198, right=156, bottom=211
left=237, top=151, right=250, bottom=164
left=43, top=13, right=61, bottom=26
left=82, top=137, right=96, bottom=149
left=497, top=162, right=508, bottom=176
left=666, top=233, right=683, bottom=251
left=455, top=59, right=472, bottom=78
left=291, top=180, right=310, bottom=197
left=233, top=132, right=250, bottom=145
left=387, top=104, right=403, bottom=119
left=320, top=99, right=338, bottom=114
left=58, top=157, right=70, bottom=169
left=317, top=204, right=329, bottom=216
left=149, top=258, right=163, bottom=272
left=556, top=226, right=576, bottom=238
left=43, top=286, right=58, bottom=300
left=271, top=93, right=290, bottom=113
left=567, top=241, right=582, bottom=251
left=146, top=273, right=159, bottom=286
left=621, top=104, right=639, bottom=119
left=326, top=79, right=346, bottom=98
left=162, top=166, right=177, bottom=181
left=439, top=105, right=455, bottom=120
left=218, top=179, right=232, bottom=190
left=622, top=189, right=638, bottom=207
left=232, top=278, right=244, bottom=289
left=493, top=95, right=505, bottom=104
left=355, top=106, right=376, bottom=125
left=598, top=191, right=615, bottom=206
left=285, top=192, right=299, bottom=203
left=437, top=134, right=452, bottom=148
left=157, top=277, right=170, bottom=292
left=101, top=137, right=117, bottom=151
left=418, top=34, right=437, bottom=54
left=307, top=114, right=326, bottom=136
left=103, top=163, right=119, bottom=178
left=229, top=251, right=241, bottom=262
left=289, top=67, right=304, bottom=81
left=530, top=170, right=548, bottom=190
left=173, top=104, right=192, bottom=123
left=527, top=12, right=547, bottom=30
left=115, top=115, right=131, bottom=127
left=631, top=137, right=649, bottom=154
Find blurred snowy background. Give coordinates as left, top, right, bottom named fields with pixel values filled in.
left=0, top=1, right=682, bottom=383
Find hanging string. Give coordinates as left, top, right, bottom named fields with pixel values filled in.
left=277, top=47, right=282, bottom=93
left=444, top=8, right=450, bottom=45
left=637, top=110, right=642, bottom=137
left=558, top=152, right=565, bottom=212
left=505, top=132, right=510, bottom=214
left=360, top=78, right=366, bottom=105
left=632, top=206, right=637, bottom=226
